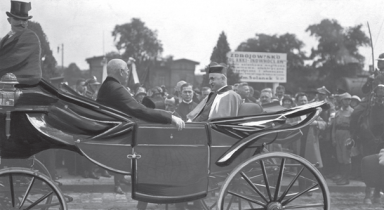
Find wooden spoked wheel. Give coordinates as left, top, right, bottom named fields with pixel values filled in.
left=0, top=167, right=67, bottom=210
left=217, top=152, right=330, bottom=210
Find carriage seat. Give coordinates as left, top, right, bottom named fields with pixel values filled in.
left=13, top=78, right=134, bottom=137
left=238, top=102, right=264, bottom=116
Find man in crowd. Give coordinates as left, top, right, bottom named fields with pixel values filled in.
left=188, top=63, right=242, bottom=122
left=237, top=83, right=254, bottom=103
left=96, top=59, right=184, bottom=197
left=274, top=85, right=285, bottom=104
left=165, top=95, right=181, bottom=118
left=260, top=88, right=273, bottom=105
left=0, top=0, right=42, bottom=85
left=134, top=87, right=147, bottom=104
left=296, top=92, right=326, bottom=194
left=75, top=79, right=87, bottom=96
left=174, top=80, right=187, bottom=103
left=248, top=86, right=258, bottom=103
left=176, top=83, right=198, bottom=121
left=316, top=86, right=336, bottom=177
left=362, top=53, right=384, bottom=94
left=351, top=53, right=384, bottom=152
left=150, top=86, right=165, bottom=109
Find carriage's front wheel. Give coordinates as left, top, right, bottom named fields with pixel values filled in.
left=0, top=167, right=67, bottom=210
left=217, top=152, right=330, bottom=210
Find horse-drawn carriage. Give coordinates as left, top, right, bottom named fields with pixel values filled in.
left=0, top=73, right=330, bottom=209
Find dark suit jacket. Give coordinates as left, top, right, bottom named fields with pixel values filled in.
left=0, top=29, right=42, bottom=85
left=97, top=77, right=172, bottom=124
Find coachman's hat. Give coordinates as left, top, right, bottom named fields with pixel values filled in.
left=6, top=0, right=33, bottom=20
left=316, top=86, right=331, bottom=95
left=208, top=62, right=228, bottom=76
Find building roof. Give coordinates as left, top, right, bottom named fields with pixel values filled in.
left=85, top=55, right=105, bottom=63
left=49, top=76, right=64, bottom=81
left=173, top=58, right=200, bottom=65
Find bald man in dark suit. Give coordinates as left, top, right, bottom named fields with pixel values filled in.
left=97, top=59, right=184, bottom=200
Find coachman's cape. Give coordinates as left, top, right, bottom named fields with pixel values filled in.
left=0, top=29, right=42, bottom=85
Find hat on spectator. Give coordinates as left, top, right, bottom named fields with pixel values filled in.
left=174, top=80, right=187, bottom=93
left=151, top=86, right=162, bottom=95
left=164, top=96, right=176, bottom=104
left=135, top=87, right=147, bottom=97
left=316, top=86, right=331, bottom=95
left=377, top=53, right=384, bottom=61
left=282, top=95, right=294, bottom=104
left=339, top=92, right=352, bottom=100
left=351, top=95, right=361, bottom=102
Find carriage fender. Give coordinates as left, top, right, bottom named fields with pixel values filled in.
left=215, top=106, right=323, bottom=167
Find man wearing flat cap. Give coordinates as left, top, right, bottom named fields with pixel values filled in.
left=0, top=0, right=42, bottom=85
left=187, top=62, right=242, bottom=122
left=315, top=86, right=337, bottom=176
left=362, top=53, right=384, bottom=94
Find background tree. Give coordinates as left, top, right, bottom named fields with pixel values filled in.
left=63, top=63, right=83, bottom=87
left=112, top=18, right=163, bottom=89
left=28, top=21, right=59, bottom=80
left=306, top=19, right=369, bottom=91
left=112, top=18, right=163, bottom=63
left=236, top=33, right=309, bottom=93
left=202, top=32, right=240, bottom=87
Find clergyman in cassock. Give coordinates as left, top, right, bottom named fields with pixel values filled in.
left=176, top=83, right=197, bottom=121
left=187, top=63, right=242, bottom=122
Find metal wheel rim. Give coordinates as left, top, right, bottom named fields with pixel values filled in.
left=216, top=152, right=330, bottom=210
left=0, top=167, right=67, bottom=210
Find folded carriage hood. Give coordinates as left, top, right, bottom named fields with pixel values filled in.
left=213, top=101, right=329, bottom=167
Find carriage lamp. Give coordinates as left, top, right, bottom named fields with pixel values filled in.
left=0, top=73, right=22, bottom=139
left=0, top=73, right=21, bottom=107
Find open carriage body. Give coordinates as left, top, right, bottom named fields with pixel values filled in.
left=0, top=74, right=330, bottom=210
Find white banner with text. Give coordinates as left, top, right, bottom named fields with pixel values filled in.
left=227, top=52, right=287, bottom=83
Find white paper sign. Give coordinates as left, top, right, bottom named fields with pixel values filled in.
left=227, top=52, right=287, bottom=83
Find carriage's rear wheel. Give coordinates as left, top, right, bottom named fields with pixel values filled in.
left=217, top=152, right=330, bottom=210
left=0, top=167, right=67, bottom=210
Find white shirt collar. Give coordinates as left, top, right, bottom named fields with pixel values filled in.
left=216, top=85, right=227, bottom=93
left=183, top=100, right=193, bottom=104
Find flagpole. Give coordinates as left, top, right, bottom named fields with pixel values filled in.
left=61, top=43, right=64, bottom=70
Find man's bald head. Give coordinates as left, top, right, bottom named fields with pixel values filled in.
left=107, top=59, right=127, bottom=74
left=107, top=59, right=130, bottom=85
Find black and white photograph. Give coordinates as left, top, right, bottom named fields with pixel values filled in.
left=1, top=0, right=384, bottom=209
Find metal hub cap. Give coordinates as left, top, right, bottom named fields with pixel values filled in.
left=267, top=202, right=283, bottom=210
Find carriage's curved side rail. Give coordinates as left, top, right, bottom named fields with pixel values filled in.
left=215, top=102, right=327, bottom=167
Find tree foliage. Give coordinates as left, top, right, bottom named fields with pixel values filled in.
left=112, top=18, right=163, bottom=62
left=306, top=19, right=370, bottom=90
left=28, top=21, right=59, bottom=80
left=306, top=19, right=369, bottom=66
left=202, top=32, right=240, bottom=87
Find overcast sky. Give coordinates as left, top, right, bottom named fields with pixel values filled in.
left=1, top=0, right=384, bottom=72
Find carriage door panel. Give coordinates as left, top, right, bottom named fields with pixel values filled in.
left=132, top=123, right=209, bottom=203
